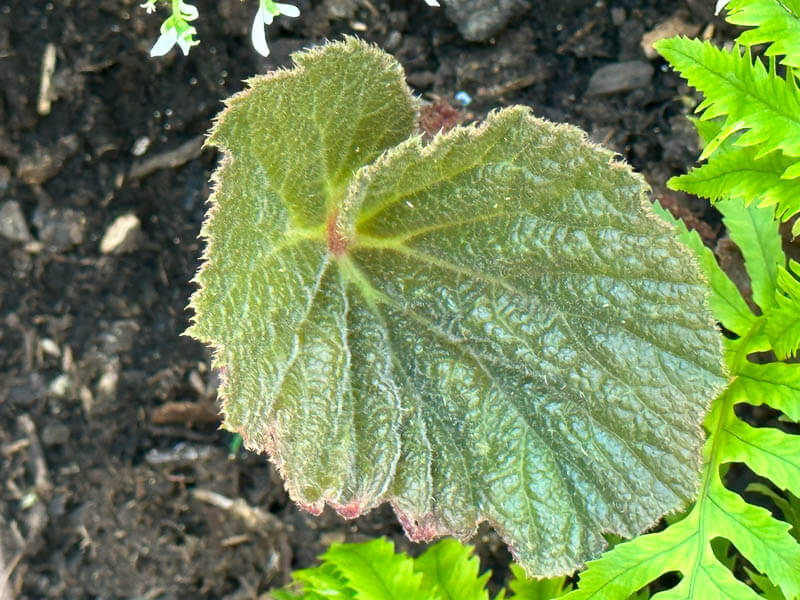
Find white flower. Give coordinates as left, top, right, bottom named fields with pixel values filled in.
left=151, top=26, right=179, bottom=56
left=714, top=0, right=730, bottom=14
left=140, top=1, right=157, bottom=14
left=150, top=24, right=199, bottom=56
left=178, top=0, right=198, bottom=20
left=149, top=1, right=200, bottom=56
left=251, top=1, right=300, bottom=57
left=424, top=0, right=441, bottom=5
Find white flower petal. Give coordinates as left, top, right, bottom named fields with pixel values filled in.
left=263, top=9, right=274, bottom=24
left=714, top=0, right=730, bottom=14
left=424, top=0, right=440, bottom=5
left=251, top=6, right=271, bottom=56
left=150, top=27, right=178, bottom=56
left=177, top=31, right=196, bottom=55
left=275, top=2, right=300, bottom=17
left=179, top=1, right=199, bottom=20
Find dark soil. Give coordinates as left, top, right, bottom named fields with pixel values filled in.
left=1, top=0, right=739, bottom=598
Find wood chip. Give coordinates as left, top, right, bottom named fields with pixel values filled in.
left=586, top=61, right=654, bottom=96
left=37, top=43, right=57, bottom=116
left=641, top=15, right=702, bottom=59
left=128, top=135, right=205, bottom=181
left=150, top=401, right=220, bottom=425
left=99, top=213, right=142, bottom=254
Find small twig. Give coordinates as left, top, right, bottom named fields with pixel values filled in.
left=556, top=19, right=597, bottom=54
left=0, top=439, right=30, bottom=458
left=191, top=488, right=284, bottom=531
left=150, top=400, right=220, bottom=426
left=37, top=43, right=57, bottom=116
left=0, top=417, right=52, bottom=597
left=128, top=135, right=205, bottom=181
left=192, top=488, right=293, bottom=582
left=0, top=533, right=16, bottom=600
left=358, top=0, right=379, bottom=18
left=476, top=73, right=548, bottom=99
left=18, top=416, right=51, bottom=498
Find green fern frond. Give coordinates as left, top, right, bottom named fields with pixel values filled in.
left=651, top=202, right=754, bottom=336
left=565, top=200, right=800, bottom=600
left=724, top=0, right=800, bottom=68
left=745, top=565, right=788, bottom=600
left=270, top=538, right=571, bottom=600
left=321, top=538, right=424, bottom=600
left=564, top=367, right=800, bottom=600
left=412, top=538, right=490, bottom=600
left=737, top=359, right=800, bottom=421
left=746, top=483, right=800, bottom=541
left=764, top=260, right=800, bottom=359
left=669, top=141, right=800, bottom=223
left=654, top=37, right=800, bottom=164
left=507, top=564, right=571, bottom=599
left=716, top=198, right=784, bottom=313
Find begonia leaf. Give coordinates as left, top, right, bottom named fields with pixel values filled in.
left=187, top=37, right=727, bottom=576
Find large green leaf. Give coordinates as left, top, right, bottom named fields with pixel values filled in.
left=188, top=38, right=726, bottom=576
left=564, top=231, right=800, bottom=598
left=651, top=201, right=755, bottom=336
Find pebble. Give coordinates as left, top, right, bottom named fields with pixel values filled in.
left=32, top=206, right=86, bottom=252
left=40, top=337, right=61, bottom=357
left=96, top=367, right=119, bottom=405
left=42, top=423, right=70, bottom=446
left=100, top=213, right=142, bottom=254
left=99, top=320, right=141, bottom=354
left=441, top=0, right=531, bottom=42
left=8, top=374, right=47, bottom=406
left=640, top=15, right=701, bottom=59
left=0, top=165, right=10, bottom=194
left=49, top=373, right=75, bottom=398
left=131, top=136, right=151, bottom=157
left=0, top=200, right=32, bottom=243
left=325, top=0, right=358, bottom=20
left=17, top=134, right=80, bottom=185
left=586, top=61, right=654, bottom=96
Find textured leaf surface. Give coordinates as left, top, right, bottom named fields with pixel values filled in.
left=188, top=38, right=726, bottom=576
left=566, top=206, right=800, bottom=599
left=651, top=202, right=754, bottom=336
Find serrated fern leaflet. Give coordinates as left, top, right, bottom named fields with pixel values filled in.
left=669, top=134, right=800, bottom=223
left=271, top=537, right=572, bottom=599
left=655, top=37, right=800, bottom=163
left=723, top=0, right=800, bottom=68
left=654, top=2, right=800, bottom=230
